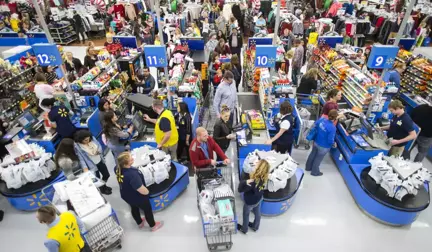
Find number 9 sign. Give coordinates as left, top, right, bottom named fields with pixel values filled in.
left=32, top=44, right=62, bottom=66
left=367, top=45, right=399, bottom=69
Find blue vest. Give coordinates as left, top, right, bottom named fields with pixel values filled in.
left=275, top=114, right=295, bottom=145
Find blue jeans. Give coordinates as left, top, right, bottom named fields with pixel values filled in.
left=242, top=200, right=262, bottom=233
left=292, top=67, right=301, bottom=86
left=305, top=143, right=330, bottom=175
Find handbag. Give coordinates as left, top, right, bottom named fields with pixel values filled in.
left=306, top=121, right=318, bottom=141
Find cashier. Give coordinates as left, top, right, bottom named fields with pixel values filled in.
left=265, top=101, right=295, bottom=154
left=379, top=100, right=417, bottom=157
left=41, top=98, right=77, bottom=139
left=189, top=127, right=230, bottom=169
left=383, top=62, right=406, bottom=89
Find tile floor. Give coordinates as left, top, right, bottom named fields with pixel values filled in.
left=1, top=144, right=432, bottom=252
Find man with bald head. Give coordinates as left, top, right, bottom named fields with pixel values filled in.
left=189, top=127, right=230, bottom=168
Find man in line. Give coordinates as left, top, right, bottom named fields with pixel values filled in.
left=189, top=127, right=230, bottom=169
left=213, top=71, right=238, bottom=126
left=139, top=67, right=156, bottom=94
left=404, top=98, right=432, bottom=162
left=144, top=99, right=179, bottom=161
left=37, top=205, right=91, bottom=251
left=291, top=39, right=304, bottom=86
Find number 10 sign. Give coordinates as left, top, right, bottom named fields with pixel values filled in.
left=255, top=45, right=277, bottom=68
left=367, top=45, right=399, bottom=69
left=143, top=45, right=167, bottom=67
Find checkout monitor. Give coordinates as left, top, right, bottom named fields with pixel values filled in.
left=17, top=111, right=37, bottom=129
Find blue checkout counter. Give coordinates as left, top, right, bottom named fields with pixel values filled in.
left=236, top=93, right=304, bottom=216
left=318, top=95, right=430, bottom=225
left=0, top=170, right=66, bottom=211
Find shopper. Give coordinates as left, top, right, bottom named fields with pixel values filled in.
left=305, top=109, right=338, bottom=176
left=34, top=73, right=54, bottom=112
left=64, top=52, right=84, bottom=74
left=297, top=68, right=319, bottom=94
left=175, top=102, right=192, bottom=163
left=84, top=47, right=98, bottom=69
left=98, top=98, right=115, bottom=126
left=173, top=28, right=183, bottom=43
left=237, top=159, right=270, bottom=234
left=281, top=28, right=295, bottom=52
left=384, top=62, right=406, bottom=89
left=214, top=71, right=238, bottom=126
left=206, top=32, right=218, bottom=53
left=265, top=101, right=295, bottom=154
left=116, top=152, right=163, bottom=231
left=213, top=106, right=235, bottom=154
left=37, top=205, right=91, bottom=251
left=42, top=98, right=76, bottom=139
left=217, top=30, right=226, bottom=41
left=104, top=34, right=115, bottom=47
left=42, top=66, right=58, bottom=84
left=215, top=38, right=231, bottom=56
left=231, top=55, right=242, bottom=91
left=213, top=69, right=223, bottom=87
left=55, top=138, right=86, bottom=180
left=190, top=127, right=230, bottom=169
left=140, top=67, right=156, bottom=93
left=201, top=18, right=210, bottom=42
left=103, top=111, right=134, bottom=158
left=292, top=39, right=304, bottom=86
left=143, top=99, right=179, bottom=161
left=75, top=130, right=112, bottom=195
left=73, top=10, right=87, bottom=43
left=228, top=16, right=239, bottom=34
left=228, top=28, right=243, bottom=58
left=322, top=88, right=342, bottom=119
left=255, top=13, right=266, bottom=33
left=404, top=101, right=432, bottom=162
left=379, top=100, right=417, bottom=157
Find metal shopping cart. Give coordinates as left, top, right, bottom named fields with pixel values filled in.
left=41, top=176, right=123, bottom=252
left=195, top=164, right=237, bottom=251
left=294, top=93, right=321, bottom=149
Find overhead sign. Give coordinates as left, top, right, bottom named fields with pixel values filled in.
left=113, top=36, right=137, bottom=48
left=255, top=45, right=277, bottom=68
left=367, top=45, right=399, bottom=69
left=143, top=45, right=167, bottom=67
left=32, top=43, right=62, bottom=66
left=387, top=38, right=416, bottom=51
left=248, top=37, right=273, bottom=47
left=317, top=36, right=343, bottom=48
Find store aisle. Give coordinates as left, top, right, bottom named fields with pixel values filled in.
left=1, top=146, right=432, bottom=251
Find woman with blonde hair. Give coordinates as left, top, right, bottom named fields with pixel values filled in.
left=64, top=52, right=83, bottom=73
left=237, top=159, right=270, bottom=234
left=84, top=46, right=97, bottom=69
left=116, top=152, right=164, bottom=231
left=297, top=68, right=319, bottom=94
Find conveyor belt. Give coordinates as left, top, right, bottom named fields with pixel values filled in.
left=0, top=169, right=62, bottom=196
left=241, top=172, right=298, bottom=201
left=148, top=163, right=177, bottom=195
left=237, top=93, right=262, bottom=111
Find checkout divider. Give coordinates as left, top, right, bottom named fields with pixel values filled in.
left=318, top=95, right=429, bottom=225
left=236, top=93, right=304, bottom=216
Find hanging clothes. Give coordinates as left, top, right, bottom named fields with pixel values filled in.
left=114, top=4, right=126, bottom=19
left=125, top=3, right=137, bottom=21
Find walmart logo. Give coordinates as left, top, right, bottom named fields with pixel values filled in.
left=64, top=222, right=76, bottom=240
left=26, top=193, right=49, bottom=207
left=154, top=194, right=169, bottom=208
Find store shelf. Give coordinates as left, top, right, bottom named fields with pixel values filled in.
left=49, top=25, right=72, bottom=30
left=342, top=85, right=364, bottom=106
left=345, top=75, right=368, bottom=93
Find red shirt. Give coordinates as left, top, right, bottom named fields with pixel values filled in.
left=322, top=101, right=339, bottom=116
left=189, top=136, right=227, bottom=168
left=213, top=75, right=222, bottom=85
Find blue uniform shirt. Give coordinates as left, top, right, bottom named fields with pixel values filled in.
left=315, top=118, right=336, bottom=148
left=118, top=167, right=148, bottom=206
left=48, top=105, right=76, bottom=138
left=388, top=112, right=414, bottom=147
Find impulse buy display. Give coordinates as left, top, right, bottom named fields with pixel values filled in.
left=397, top=49, right=432, bottom=96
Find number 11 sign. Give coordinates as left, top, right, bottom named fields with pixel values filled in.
left=255, top=45, right=277, bottom=68
left=367, top=45, right=399, bottom=69
left=143, top=45, right=167, bottom=67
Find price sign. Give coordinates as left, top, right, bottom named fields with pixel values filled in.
left=367, top=45, right=399, bottom=69
left=143, top=45, right=167, bottom=67
left=32, top=44, right=62, bottom=66
left=255, top=45, right=277, bottom=68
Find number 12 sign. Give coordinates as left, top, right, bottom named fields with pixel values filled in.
left=143, top=45, right=167, bottom=67
left=32, top=44, right=62, bottom=66
left=367, top=45, right=399, bottom=69
left=255, top=45, right=277, bottom=68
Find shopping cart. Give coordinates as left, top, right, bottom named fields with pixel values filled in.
left=41, top=176, right=123, bottom=252
left=294, top=93, right=321, bottom=150
left=195, top=164, right=237, bottom=251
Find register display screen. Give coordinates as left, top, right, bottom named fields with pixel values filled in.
left=18, top=111, right=36, bottom=128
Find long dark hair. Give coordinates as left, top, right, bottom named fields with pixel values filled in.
left=98, top=98, right=110, bottom=112
left=74, top=130, right=93, bottom=144
left=55, top=138, right=78, bottom=167
left=178, top=102, right=190, bottom=115
left=102, top=110, right=117, bottom=137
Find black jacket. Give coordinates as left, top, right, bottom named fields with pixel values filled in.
left=297, top=76, right=317, bottom=94
left=175, top=113, right=192, bottom=141
left=411, top=104, right=432, bottom=137
left=228, top=33, right=243, bottom=50
left=213, top=119, right=232, bottom=150
left=65, top=58, right=83, bottom=73
left=73, top=14, right=83, bottom=28
left=238, top=179, right=265, bottom=205
left=84, top=55, right=97, bottom=69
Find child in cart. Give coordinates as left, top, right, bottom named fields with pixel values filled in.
left=237, top=159, right=270, bottom=234
left=116, top=152, right=164, bottom=231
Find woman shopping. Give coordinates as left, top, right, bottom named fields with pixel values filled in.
left=322, top=88, right=343, bottom=120
left=213, top=107, right=236, bottom=154
left=265, top=101, right=295, bottom=154
left=237, top=159, right=270, bottom=234
left=102, top=111, right=134, bottom=158
left=305, top=109, right=338, bottom=176
left=55, top=138, right=86, bottom=181
left=116, top=152, right=164, bottom=231
left=74, top=130, right=112, bottom=195
left=175, top=102, right=192, bottom=163
left=98, top=98, right=116, bottom=126
left=297, top=68, right=319, bottom=95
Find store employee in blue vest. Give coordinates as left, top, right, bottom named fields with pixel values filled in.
left=42, top=98, right=77, bottom=139
left=265, top=101, right=295, bottom=154
left=135, top=67, right=156, bottom=94
left=379, top=100, right=417, bottom=157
